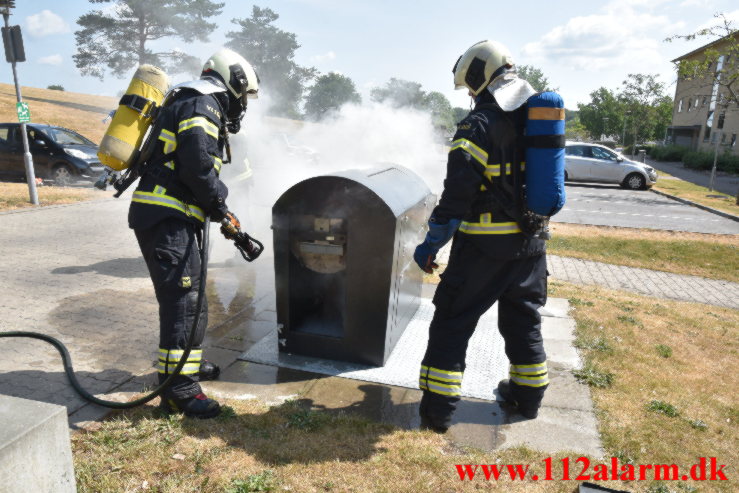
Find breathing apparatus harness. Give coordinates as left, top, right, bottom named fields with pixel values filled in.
left=0, top=82, right=263, bottom=410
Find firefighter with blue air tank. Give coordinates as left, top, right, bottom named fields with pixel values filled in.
left=414, top=40, right=564, bottom=432
left=129, top=48, right=259, bottom=419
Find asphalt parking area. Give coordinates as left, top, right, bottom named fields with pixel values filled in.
left=555, top=183, right=739, bottom=235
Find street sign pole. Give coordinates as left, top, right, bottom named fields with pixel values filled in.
left=3, top=5, right=38, bottom=205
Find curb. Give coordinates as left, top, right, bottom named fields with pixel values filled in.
left=650, top=188, right=739, bottom=223
left=0, top=196, right=115, bottom=216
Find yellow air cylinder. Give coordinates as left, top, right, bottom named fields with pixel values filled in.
left=97, top=65, right=169, bottom=171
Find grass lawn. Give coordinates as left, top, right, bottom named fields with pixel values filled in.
left=0, top=83, right=116, bottom=144
left=548, top=223, right=739, bottom=283
left=653, top=170, right=739, bottom=217
left=0, top=182, right=100, bottom=211
left=72, top=280, right=738, bottom=492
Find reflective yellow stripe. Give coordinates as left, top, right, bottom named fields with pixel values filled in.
left=159, top=349, right=203, bottom=359
left=510, top=374, right=550, bottom=387
left=421, top=365, right=463, bottom=383
left=529, top=107, right=565, bottom=120
left=212, top=155, right=222, bottom=174
left=482, top=162, right=523, bottom=180
left=450, top=138, right=488, bottom=166
left=157, top=362, right=201, bottom=375
left=153, top=185, right=166, bottom=194
left=484, top=164, right=500, bottom=179
left=132, top=191, right=205, bottom=222
left=511, top=363, right=547, bottom=373
left=157, top=348, right=203, bottom=375
left=159, top=129, right=177, bottom=154
left=480, top=213, right=492, bottom=223
left=419, top=366, right=463, bottom=396
left=459, top=221, right=521, bottom=235
left=163, top=160, right=175, bottom=170
left=178, top=117, right=219, bottom=139
left=510, top=362, right=549, bottom=387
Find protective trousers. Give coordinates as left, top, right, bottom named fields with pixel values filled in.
left=419, top=237, right=548, bottom=422
left=135, top=217, right=208, bottom=400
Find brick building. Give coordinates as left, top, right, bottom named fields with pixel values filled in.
left=667, top=34, right=738, bottom=155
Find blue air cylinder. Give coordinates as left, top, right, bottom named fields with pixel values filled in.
left=525, top=92, right=566, bottom=216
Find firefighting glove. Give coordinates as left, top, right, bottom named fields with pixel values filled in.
left=220, top=211, right=241, bottom=240
left=413, top=217, right=461, bottom=274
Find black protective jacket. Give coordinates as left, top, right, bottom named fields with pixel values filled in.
left=433, top=94, right=545, bottom=260
left=129, top=89, right=230, bottom=230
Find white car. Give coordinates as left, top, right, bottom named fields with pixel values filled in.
left=564, top=142, right=658, bottom=190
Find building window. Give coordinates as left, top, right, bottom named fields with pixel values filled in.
left=678, top=99, right=683, bottom=112
left=703, top=96, right=708, bottom=106
left=688, top=99, right=692, bottom=111
left=718, top=113, right=725, bottom=129
left=731, top=134, right=737, bottom=147
left=704, top=126, right=711, bottom=142
left=695, top=97, right=700, bottom=108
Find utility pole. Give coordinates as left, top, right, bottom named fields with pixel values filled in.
left=621, top=111, right=630, bottom=149
left=2, top=0, right=38, bottom=205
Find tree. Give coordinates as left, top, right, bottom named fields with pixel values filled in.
left=74, top=0, right=224, bottom=79
left=452, top=107, right=469, bottom=124
left=47, top=85, right=65, bottom=91
left=371, top=79, right=457, bottom=135
left=666, top=13, right=738, bottom=198
left=304, top=72, right=361, bottom=121
left=226, top=6, right=317, bottom=119
left=619, top=73, right=671, bottom=145
left=517, top=65, right=557, bottom=92
left=423, top=91, right=455, bottom=134
left=666, top=13, right=738, bottom=107
left=565, top=115, right=589, bottom=141
left=578, top=87, right=624, bottom=141
left=370, top=78, right=426, bottom=109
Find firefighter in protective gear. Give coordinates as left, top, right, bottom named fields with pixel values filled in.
left=414, top=40, right=548, bottom=432
left=129, top=48, right=259, bottom=419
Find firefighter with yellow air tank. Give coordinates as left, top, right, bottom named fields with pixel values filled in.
left=414, top=40, right=555, bottom=432
left=128, top=48, right=259, bottom=419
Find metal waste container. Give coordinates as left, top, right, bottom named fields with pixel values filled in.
left=272, top=165, right=435, bottom=366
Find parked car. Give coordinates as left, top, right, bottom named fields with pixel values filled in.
left=0, top=123, right=104, bottom=186
left=564, top=142, right=657, bottom=190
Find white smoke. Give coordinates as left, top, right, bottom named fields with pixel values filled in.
left=211, top=94, right=449, bottom=263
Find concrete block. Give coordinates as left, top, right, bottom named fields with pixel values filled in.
left=0, top=395, right=76, bottom=492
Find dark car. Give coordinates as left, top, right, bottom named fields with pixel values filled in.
left=0, top=123, right=104, bottom=186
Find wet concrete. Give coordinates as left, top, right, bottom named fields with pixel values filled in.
left=1, top=197, right=602, bottom=456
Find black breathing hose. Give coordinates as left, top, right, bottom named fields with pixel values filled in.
left=0, top=216, right=211, bottom=409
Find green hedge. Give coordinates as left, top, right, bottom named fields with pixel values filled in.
left=683, top=150, right=739, bottom=174
left=623, top=144, right=653, bottom=157
left=649, top=145, right=689, bottom=162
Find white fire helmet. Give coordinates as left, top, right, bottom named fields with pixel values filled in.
left=202, top=48, right=260, bottom=106
left=453, top=40, right=514, bottom=96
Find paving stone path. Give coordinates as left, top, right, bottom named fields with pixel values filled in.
left=548, top=255, right=739, bottom=310
left=0, top=197, right=736, bottom=429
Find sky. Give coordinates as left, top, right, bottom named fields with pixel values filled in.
left=2, top=0, right=739, bottom=111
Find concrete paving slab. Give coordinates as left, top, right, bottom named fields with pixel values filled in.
left=540, top=315, right=577, bottom=342
left=206, top=360, right=319, bottom=405
left=0, top=395, right=76, bottom=492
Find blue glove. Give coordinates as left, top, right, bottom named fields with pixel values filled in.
left=413, top=217, right=461, bottom=273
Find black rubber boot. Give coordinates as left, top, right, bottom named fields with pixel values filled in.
left=198, top=359, right=221, bottom=381
left=419, top=399, right=452, bottom=433
left=497, top=379, right=539, bottom=419
left=160, top=392, right=222, bottom=419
